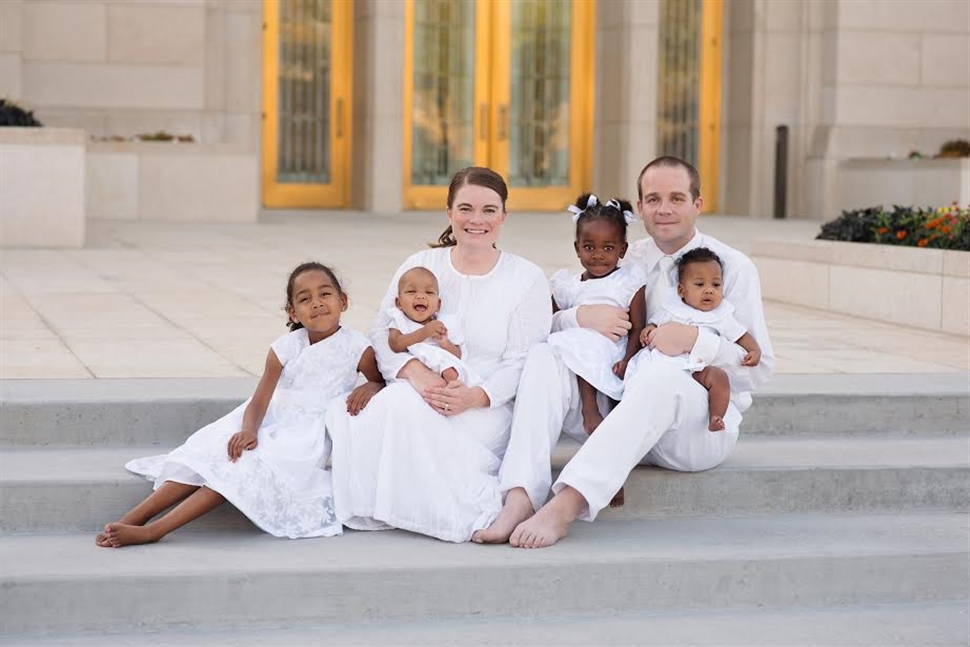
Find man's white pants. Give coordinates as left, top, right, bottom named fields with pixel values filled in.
left=498, top=343, right=740, bottom=520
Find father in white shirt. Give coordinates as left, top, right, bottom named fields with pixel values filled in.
left=472, top=155, right=774, bottom=548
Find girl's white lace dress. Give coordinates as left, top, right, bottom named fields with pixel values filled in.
left=126, top=326, right=370, bottom=539
left=547, top=266, right=646, bottom=400
left=386, top=307, right=480, bottom=384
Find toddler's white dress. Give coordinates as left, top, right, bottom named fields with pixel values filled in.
left=547, top=266, right=645, bottom=400
left=386, top=307, right=480, bottom=384
left=126, top=326, right=370, bottom=539
left=626, top=292, right=747, bottom=381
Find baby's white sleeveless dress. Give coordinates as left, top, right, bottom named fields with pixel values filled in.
left=126, top=326, right=370, bottom=539
left=386, top=307, right=480, bottom=384
left=547, top=266, right=646, bottom=400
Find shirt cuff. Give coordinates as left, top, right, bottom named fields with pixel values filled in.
left=552, top=306, right=579, bottom=332
left=688, top=327, right=720, bottom=368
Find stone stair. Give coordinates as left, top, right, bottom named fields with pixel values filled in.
left=1, top=374, right=968, bottom=645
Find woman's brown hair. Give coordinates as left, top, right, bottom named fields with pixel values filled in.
left=432, top=166, right=509, bottom=248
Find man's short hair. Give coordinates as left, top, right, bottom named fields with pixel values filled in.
left=637, top=156, right=701, bottom=201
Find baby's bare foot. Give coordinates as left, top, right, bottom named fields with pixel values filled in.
left=610, top=487, right=625, bottom=508
left=441, top=368, right=459, bottom=383
left=472, top=488, right=534, bottom=544
left=103, top=522, right=158, bottom=548
left=582, top=408, right=604, bottom=435
left=709, top=415, right=725, bottom=432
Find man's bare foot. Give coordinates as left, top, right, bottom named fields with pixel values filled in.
left=102, top=522, right=159, bottom=548
left=609, top=487, right=625, bottom=508
left=509, top=489, right=584, bottom=549
left=582, top=408, right=603, bottom=435
left=472, top=488, right=534, bottom=544
left=709, top=415, right=725, bottom=432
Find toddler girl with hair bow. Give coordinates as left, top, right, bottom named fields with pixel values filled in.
left=547, top=195, right=647, bottom=505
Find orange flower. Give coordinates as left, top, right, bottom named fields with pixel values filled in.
left=918, top=239, right=929, bottom=247
left=876, top=227, right=889, bottom=234
left=896, top=230, right=907, bottom=240
left=942, top=226, right=952, bottom=234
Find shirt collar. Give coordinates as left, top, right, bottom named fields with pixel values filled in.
left=643, top=228, right=705, bottom=273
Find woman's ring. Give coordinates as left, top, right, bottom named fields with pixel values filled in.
left=444, top=403, right=451, bottom=412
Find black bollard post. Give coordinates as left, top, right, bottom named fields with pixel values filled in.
left=774, top=125, right=789, bottom=219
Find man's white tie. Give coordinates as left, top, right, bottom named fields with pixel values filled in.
left=647, top=255, right=676, bottom=319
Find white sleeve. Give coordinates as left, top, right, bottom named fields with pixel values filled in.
left=480, top=272, right=552, bottom=408
left=714, top=313, right=748, bottom=343
left=551, top=306, right=579, bottom=332
left=269, top=331, right=300, bottom=366
left=687, top=257, right=774, bottom=393
left=549, top=269, right=573, bottom=310
left=369, top=254, right=427, bottom=381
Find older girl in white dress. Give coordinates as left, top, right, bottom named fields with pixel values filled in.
left=547, top=195, right=647, bottom=439
left=326, top=167, right=551, bottom=543
left=97, top=263, right=384, bottom=547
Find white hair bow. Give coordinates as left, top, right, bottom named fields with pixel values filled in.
left=604, top=199, right=638, bottom=225
left=566, top=194, right=599, bottom=223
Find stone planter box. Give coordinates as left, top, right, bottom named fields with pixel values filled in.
left=0, top=128, right=85, bottom=248
left=86, top=142, right=259, bottom=222
left=838, top=157, right=970, bottom=214
left=752, top=239, right=969, bottom=336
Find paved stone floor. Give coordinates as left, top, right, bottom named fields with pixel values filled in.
left=1, top=212, right=968, bottom=379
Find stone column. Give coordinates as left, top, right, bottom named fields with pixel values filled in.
left=594, top=0, right=660, bottom=200
left=351, top=0, right=405, bottom=213
left=0, top=0, right=23, bottom=101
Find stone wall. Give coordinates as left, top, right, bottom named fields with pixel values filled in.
left=0, top=0, right=262, bottom=150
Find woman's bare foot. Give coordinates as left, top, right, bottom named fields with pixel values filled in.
left=582, top=407, right=603, bottom=435
left=609, top=487, right=625, bottom=508
left=472, top=487, right=534, bottom=544
left=709, top=415, right=725, bottom=432
left=102, top=522, right=159, bottom=548
left=509, top=487, right=585, bottom=549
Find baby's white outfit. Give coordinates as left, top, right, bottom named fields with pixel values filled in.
left=126, top=326, right=371, bottom=539
left=626, top=292, right=747, bottom=381
left=387, top=307, right=479, bottom=384
left=546, top=266, right=645, bottom=400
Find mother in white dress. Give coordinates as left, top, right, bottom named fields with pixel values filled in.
left=326, top=167, right=551, bottom=542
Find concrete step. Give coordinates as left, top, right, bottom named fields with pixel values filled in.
left=2, top=436, right=967, bottom=533
left=2, top=373, right=968, bottom=447
left=4, top=601, right=969, bottom=646
left=2, top=514, right=967, bottom=635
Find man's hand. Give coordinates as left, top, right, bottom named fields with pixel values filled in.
left=423, top=320, right=448, bottom=342
left=647, top=322, right=698, bottom=356
left=577, top=305, right=632, bottom=342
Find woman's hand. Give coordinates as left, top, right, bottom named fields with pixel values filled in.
left=227, top=430, right=257, bottom=462
left=346, top=382, right=383, bottom=416
left=577, top=304, right=632, bottom=342
left=423, top=381, right=489, bottom=417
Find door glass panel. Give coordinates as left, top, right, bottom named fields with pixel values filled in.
left=278, top=0, right=332, bottom=184
left=411, top=0, right=476, bottom=186
left=508, top=0, right=571, bottom=188
left=657, top=0, right=701, bottom=165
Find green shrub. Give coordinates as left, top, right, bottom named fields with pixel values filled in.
left=0, top=99, right=42, bottom=127
left=817, top=205, right=969, bottom=251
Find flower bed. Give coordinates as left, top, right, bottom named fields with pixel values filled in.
left=817, top=205, right=969, bottom=251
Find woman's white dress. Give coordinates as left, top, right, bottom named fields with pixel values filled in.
left=126, top=326, right=370, bottom=539
left=626, top=293, right=747, bottom=381
left=386, top=307, right=480, bottom=385
left=546, top=266, right=645, bottom=400
left=326, top=248, right=551, bottom=543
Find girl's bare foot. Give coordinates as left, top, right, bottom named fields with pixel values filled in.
left=95, top=527, right=114, bottom=548
left=472, top=487, right=534, bottom=544
left=709, top=415, right=725, bottom=432
left=582, top=408, right=603, bottom=435
left=609, top=487, right=625, bottom=508
left=103, top=522, right=159, bottom=548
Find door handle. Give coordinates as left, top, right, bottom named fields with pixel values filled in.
left=336, top=98, right=345, bottom=139
left=497, top=104, right=508, bottom=141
